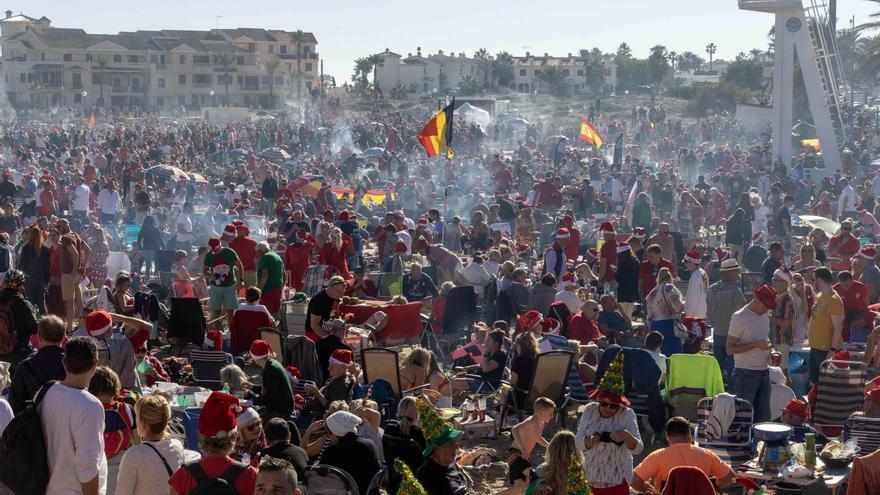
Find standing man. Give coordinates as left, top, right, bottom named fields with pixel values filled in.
left=597, top=222, right=618, bottom=292
left=71, top=175, right=91, bottom=226
left=808, top=267, right=845, bottom=387
left=96, top=180, right=121, bottom=226
left=256, top=241, right=285, bottom=317
left=204, top=235, right=244, bottom=326
left=639, top=244, right=675, bottom=301
left=682, top=250, right=708, bottom=318
left=229, top=222, right=258, bottom=288
left=542, top=228, right=569, bottom=279
left=647, top=223, right=677, bottom=270
left=706, top=259, right=746, bottom=381
left=39, top=336, right=106, bottom=495
left=175, top=202, right=195, bottom=255
left=853, top=245, right=880, bottom=304
left=761, top=242, right=785, bottom=286
left=728, top=285, right=776, bottom=422
left=838, top=177, right=856, bottom=221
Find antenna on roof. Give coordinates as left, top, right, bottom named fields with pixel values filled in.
left=215, top=15, right=223, bottom=30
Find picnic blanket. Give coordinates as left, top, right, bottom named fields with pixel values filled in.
left=339, top=302, right=423, bottom=342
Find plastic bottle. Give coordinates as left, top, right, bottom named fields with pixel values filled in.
left=805, top=432, right=816, bottom=468
left=222, top=382, right=230, bottom=394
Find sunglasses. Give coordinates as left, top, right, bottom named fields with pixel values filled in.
left=245, top=422, right=261, bottom=432
left=599, top=402, right=620, bottom=410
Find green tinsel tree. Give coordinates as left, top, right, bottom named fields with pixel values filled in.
left=598, top=351, right=626, bottom=397
left=395, top=458, right=428, bottom=495
left=567, top=453, right=591, bottom=495
left=416, top=398, right=446, bottom=446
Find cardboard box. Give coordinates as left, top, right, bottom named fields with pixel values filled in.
left=454, top=416, right=496, bottom=439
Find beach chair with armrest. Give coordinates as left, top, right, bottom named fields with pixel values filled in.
left=496, top=350, right=573, bottom=434
left=695, top=396, right=754, bottom=467
left=812, top=359, right=866, bottom=437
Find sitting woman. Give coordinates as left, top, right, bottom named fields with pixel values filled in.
left=112, top=271, right=136, bottom=315
left=351, top=399, right=384, bottom=461
left=134, top=344, right=169, bottom=387
left=508, top=332, right=538, bottom=407
left=320, top=411, right=382, bottom=495
left=230, top=287, right=276, bottom=355
left=301, top=400, right=350, bottom=461
left=451, top=329, right=508, bottom=395
left=220, top=363, right=254, bottom=398
left=525, top=430, right=583, bottom=495
left=383, top=397, right=427, bottom=494
left=169, top=392, right=258, bottom=495
left=426, top=352, right=453, bottom=408
left=400, top=347, right=431, bottom=391
left=231, top=407, right=266, bottom=466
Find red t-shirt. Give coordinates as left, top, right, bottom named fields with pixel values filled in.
left=565, top=227, right=581, bottom=262
left=568, top=312, right=603, bottom=344
left=229, top=236, right=258, bottom=271
left=169, top=457, right=258, bottom=495
left=828, top=235, right=860, bottom=270
left=599, top=241, right=617, bottom=281
left=639, top=259, right=675, bottom=296
left=833, top=280, right=869, bottom=314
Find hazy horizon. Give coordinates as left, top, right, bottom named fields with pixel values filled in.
left=4, top=0, right=878, bottom=81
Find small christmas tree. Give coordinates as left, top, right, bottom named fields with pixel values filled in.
left=395, top=458, right=428, bottom=495
left=567, top=453, right=591, bottom=495
left=597, top=351, right=626, bottom=397
left=416, top=398, right=445, bottom=446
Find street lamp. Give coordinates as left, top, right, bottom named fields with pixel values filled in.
left=81, top=90, right=87, bottom=112
left=209, top=89, right=215, bottom=107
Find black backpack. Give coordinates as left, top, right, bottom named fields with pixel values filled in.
left=0, top=381, right=55, bottom=495
left=186, top=461, right=247, bottom=495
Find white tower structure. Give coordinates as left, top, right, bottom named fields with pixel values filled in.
left=739, top=0, right=846, bottom=173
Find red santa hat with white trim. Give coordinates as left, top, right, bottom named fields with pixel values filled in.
left=85, top=310, right=113, bottom=337
left=632, top=227, right=647, bottom=240
left=599, top=221, right=616, bottom=234
left=555, top=228, right=570, bottom=240
left=859, top=244, right=876, bottom=260
left=204, top=330, right=223, bottom=351
left=559, top=271, right=578, bottom=288
left=250, top=339, right=271, bottom=360
left=198, top=392, right=241, bottom=439
left=682, top=250, right=701, bottom=264
left=542, top=317, right=561, bottom=334
left=329, top=349, right=353, bottom=368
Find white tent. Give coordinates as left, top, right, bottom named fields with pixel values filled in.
left=454, top=102, right=492, bottom=130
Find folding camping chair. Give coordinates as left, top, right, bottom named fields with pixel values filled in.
left=813, top=360, right=867, bottom=436
left=260, top=327, right=284, bottom=360
left=435, top=286, right=477, bottom=358
left=360, top=347, right=428, bottom=420
left=303, top=464, right=360, bottom=495
left=541, top=334, right=591, bottom=426
left=844, top=413, right=880, bottom=455
left=666, top=354, right=725, bottom=423
left=695, top=395, right=754, bottom=467
left=497, top=350, right=573, bottom=434
left=189, top=349, right=231, bottom=390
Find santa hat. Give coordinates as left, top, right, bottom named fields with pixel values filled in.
left=752, top=231, right=764, bottom=243
left=562, top=215, right=574, bottom=227
left=416, top=238, right=430, bottom=251
left=236, top=407, right=260, bottom=429
left=198, top=392, right=241, bottom=439
left=222, top=224, right=237, bottom=237
left=560, top=271, right=577, bottom=288
left=541, top=317, right=561, bottom=334
left=274, top=243, right=287, bottom=254
left=682, top=250, right=701, bottom=264
left=517, top=310, right=543, bottom=332
left=204, top=330, right=223, bottom=351
left=395, top=240, right=407, bottom=253
left=586, top=248, right=599, bottom=260
left=715, top=247, right=730, bottom=262
left=632, top=227, right=646, bottom=239
left=418, top=217, right=428, bottom=225
left=208, top=237, right=221, bottom=251
left=250, top=339, right=271, bottom=360
left=237, top=225, right=250, bottom=235
left=555, top=228, right=570, bottom=240
left=859, top=245, right=877, bottom=259
left=329, top=349, right=353, bottom=368
left=285, top=366, right=302, bottom=380
left=85, top=310, right=112, bottom=337
left=339, top=210, right=350, bottom=222
left=599, top=221, right=616, bottom=234
left=296, top=229, right=307, bottom=240
left=616, top=242, right=631, bottom=254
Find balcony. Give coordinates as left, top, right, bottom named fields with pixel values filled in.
left=193, top=82, right=213, bottom=89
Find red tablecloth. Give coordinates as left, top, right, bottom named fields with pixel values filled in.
left=339, top=302, right=424, bottom=341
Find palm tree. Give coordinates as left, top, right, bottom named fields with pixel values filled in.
left=474, top=48, right=492, bottom=88
left=264, top=59, right=279, bottom=108
left=352, top=57, right=373, bottom=88
left=706, top=42, right=718, bottom=71
left=667, top=50, right=678, bottom=73
left=535, top=66, right=567, bottom=96
left=93, top=54, right=110, bottom=106
left=749, top=48, right=763, bottom=61
left=616, top=42, right=632, bottom=59
left=364, top=53, right=382, bottom=90
left=492, top=51, right=515, bottom=88
left=291, top=30, right=309, bottom=99
left=215, top=52, right=236, bottom=105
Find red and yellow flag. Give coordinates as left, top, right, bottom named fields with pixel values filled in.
left=579, top=118, right=604, bottom=148
left=86, top=112, right=96, bottom=130
left=418, top=100, right=454, bottom=159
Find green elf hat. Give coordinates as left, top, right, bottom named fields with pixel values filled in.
left=416, top=398, right=462, bottom=457
left=588, top=351, right=630, bottom=406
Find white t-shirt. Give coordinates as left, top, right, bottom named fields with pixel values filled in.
left=73, top=184, right=91, bottom=212
left=97, top=189, right=120, bottom=215
left=555, top=289, right=582, bottom=314
left=728, top=305, right=770, bottom=370
left=39, top=383, right=108, bottom=495
left=684, top=268, right=708, bottom=318
left=0, top=398, right=13, bottom=435
left=175, top=213, right=193, bottom=242
left=838, top=185, right=856, bottom=214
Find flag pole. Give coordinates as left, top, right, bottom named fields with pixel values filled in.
left=441, top=97, right=455, bottom=247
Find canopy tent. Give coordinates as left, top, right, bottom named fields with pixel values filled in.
left=454, top=102, right=492, bottom=130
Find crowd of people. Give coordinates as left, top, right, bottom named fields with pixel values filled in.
left=0, top=96, right=876, bottom=495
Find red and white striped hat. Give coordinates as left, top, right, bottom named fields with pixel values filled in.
left=632, top=227, right=647, bottom=239
left=222, top=224, right=237, bottom=237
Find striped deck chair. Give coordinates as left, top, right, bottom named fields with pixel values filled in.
left=813, top=360, right=866, bottom=436
left=844, top=413, right=880, bottom=455
left=541, top=334, right=591, bottom=425
left=695, top=396, right=754, bottom=467
left=627, top=391, right=656, bottom=445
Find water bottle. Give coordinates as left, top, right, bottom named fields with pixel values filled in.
left=222, top=382, right=230, bottom=394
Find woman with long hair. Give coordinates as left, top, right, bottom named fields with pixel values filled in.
left=116, top=395, right=185, bottom=495
left=399, top=347, right=430, bottom=390
left=383, top=396, right=426, bottom=494
left=794, top=243, right=822, bottom=287
left=18, top=225, right=50, bottom=314
left=426, top=351, right=453, bottom=408
left=318, top=226, right=351, bottom=280
left=645, top=267, right=684, bottom=356
left=525, top=430, right=584, bottom=495
left=509, top=332, right=538, bottom=406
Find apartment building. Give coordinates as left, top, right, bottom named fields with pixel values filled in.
left=0, top=11, right=319, bottom=108
left=374, top=48, right=484, bottom=94
left=512, top=52, right=617, bottom=95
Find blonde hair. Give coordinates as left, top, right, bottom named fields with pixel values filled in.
left=656, top=267, right=673, bottom=285
left=136, top=395, right=172, bottom=439
left=396, top=396, right=420, bottom=436
left=406, top=347, right=432, bottom=369
left=439, top=281, right=455, bottom=296
left=544, top=431, right=581, bottom=491
left=329, top=227, right=343, bottom=250
left=514, top=332, right=538, bottom=360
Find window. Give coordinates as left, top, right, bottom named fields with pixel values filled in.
left=280, top=45, right=287, bottom=54
left=131, top=78, right=140, bottom=91
left=158, top=77, right=166, bottom=88
left=237, top=56, right=244, bottom=65
left=19, top=73, right=25, bottom=83
left=156, top=97, right=164, bottom=107
left=86, top=54, right=93, bottom=62
left=268, top=45, right=274, bottom=54
left=63, top=53, right=72, bottom=62
left=577, top=69, right=584, bottom=76
left=179, top=55, right=186, bottom=65
left=150, top=54, right=157, bottom=63
left=72, top=72, right=82, bottom=89
left=218, top=74, right=231, bottom=84
left=128, top=55, right=138, bottom=63
left=303, top=46, right=310, bottom=55
left=178, top=95, right=185, bottom=106
left=178, top=74, right=186, bottom=84
left=248, top=43, right=256, bottom=52
left=305, top=63, right=312, bottom=72
left=562, top=69, right=570, bottom=76
left=160, top=54, right=166, bottom=64
left=193, top=74, right=211, bottom=84
left=193, top=55, right=210, bottom=65
left=91, top=72, right=102, bottom=84
left=40, top=53, right=45, bottom=61
left=113, top=54, right=121, bottom=62
left=519, top=69, right=526, bottom=76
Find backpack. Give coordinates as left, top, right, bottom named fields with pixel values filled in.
left=0, top=381, right=55, bottom=495
left=0, top=301, right=17, bottom=354
left=186, top=461, right=247, bottom=495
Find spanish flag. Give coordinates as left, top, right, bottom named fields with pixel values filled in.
left=579, top=118, right=604, bottom=148
left=86, top=112, right=96, bottom=130
left=419, top=99, right=454, bottom=159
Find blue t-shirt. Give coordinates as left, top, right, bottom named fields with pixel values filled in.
left=598, top=311, right=632, bottom=333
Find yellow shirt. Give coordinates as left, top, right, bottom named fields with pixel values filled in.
left=808, top=291, right=844, bottom=351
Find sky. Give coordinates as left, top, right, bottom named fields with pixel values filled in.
left=8, top=0, right=879, bottom=80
